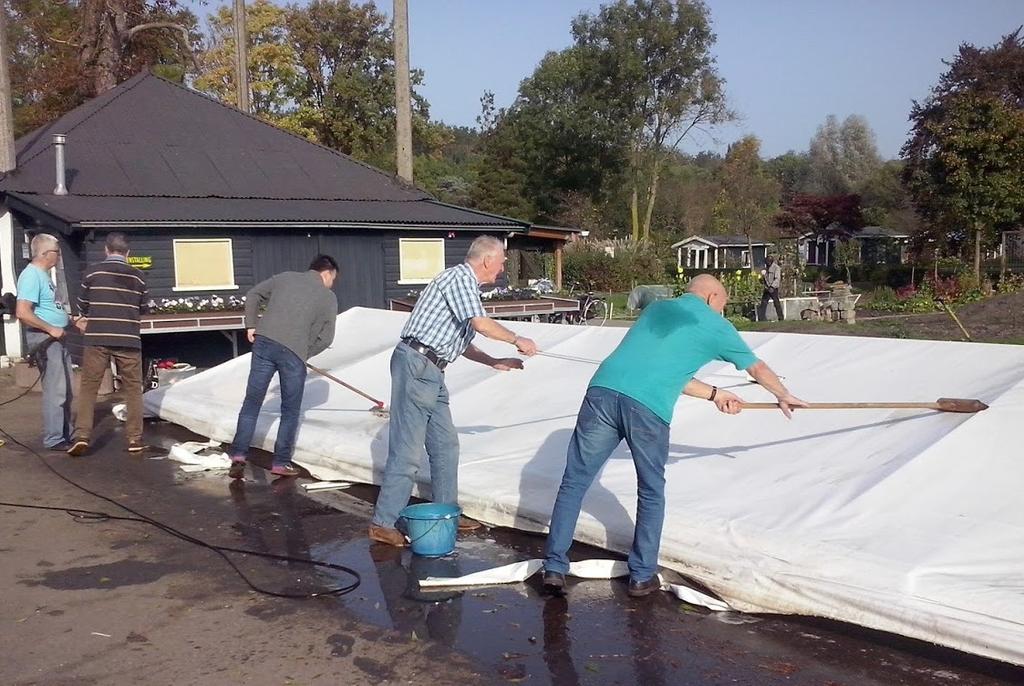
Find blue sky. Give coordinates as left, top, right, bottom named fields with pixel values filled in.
left=186, top=0, right=1023, bottom=159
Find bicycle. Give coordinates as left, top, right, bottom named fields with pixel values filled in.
left=560, top=282, right=609, bottom=326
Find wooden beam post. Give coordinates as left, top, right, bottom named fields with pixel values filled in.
left=554, top=243, right=563, bottom=291
left=233, top=0, right=250, bottom=113
left=0, top=4, right=14, bottom=172
left=393, top=0, right=413, bottom=183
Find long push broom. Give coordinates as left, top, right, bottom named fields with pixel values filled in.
left=305, top=363, right=389, bottom=418
left=739, top=398, right=988, bottom=413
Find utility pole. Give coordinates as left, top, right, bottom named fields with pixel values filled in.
left=393, top=0, right=413, bottom=183
left=233, top=0, right=250, bottom=114
left=0, top=3, right=16, bottom=172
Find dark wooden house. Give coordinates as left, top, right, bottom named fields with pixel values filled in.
left=0, top=72, right=574, bottom=358
left=798, top=225, right=911, bottom=267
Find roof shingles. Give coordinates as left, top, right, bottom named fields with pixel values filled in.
left=1, top=71, right=524, bottom=230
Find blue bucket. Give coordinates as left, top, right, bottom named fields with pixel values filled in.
left=400, top=502, right=461, bottom=557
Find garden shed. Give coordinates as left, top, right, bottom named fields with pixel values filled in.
left=672, top=235, right=773, bottom=270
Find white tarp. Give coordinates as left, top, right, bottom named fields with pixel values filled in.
left=144, top=307, right=1024, bottom=665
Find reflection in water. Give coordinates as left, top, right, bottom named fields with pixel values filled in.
left=542, top=595, right=581, bottom=686
left=628, top=596, right=668, bottom=686
left=372, top=546, right=463, bottom=645
left=228, top=477, right=314, bottom=590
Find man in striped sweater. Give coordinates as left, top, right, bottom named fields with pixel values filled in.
left=68, top=232, right=150, bottom=456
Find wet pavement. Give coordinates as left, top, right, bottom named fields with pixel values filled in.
left=2, top=379, right=1022, bottom=685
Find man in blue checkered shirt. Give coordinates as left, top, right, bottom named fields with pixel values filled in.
left=370, top=235, right=538, bottom=546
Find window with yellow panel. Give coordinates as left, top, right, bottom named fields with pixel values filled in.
left=172, top=238, right=237, bottom=291
left=398, top=238, right=445, bottom=284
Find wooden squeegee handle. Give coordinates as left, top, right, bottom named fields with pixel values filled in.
left=305, top=363, right=385, bottom=408
left=740, top=398, right=988, bottom=413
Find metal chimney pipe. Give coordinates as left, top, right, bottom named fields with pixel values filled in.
left=53, top=134, right=67, bottom=195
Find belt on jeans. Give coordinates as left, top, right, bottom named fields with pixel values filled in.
left=401, top=338, right=448, bottom=370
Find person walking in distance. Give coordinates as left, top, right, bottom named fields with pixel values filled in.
left=228, top=255, right=340, bottom=479
left=368, top=235, right=538, bottom=546
left=68, top=232, right=150, bottom=456
left=758, top=254, right=785, bottom=322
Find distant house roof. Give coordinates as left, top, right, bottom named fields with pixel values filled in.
left=0, top=71, right=534, bottom=232
left=797, top=225, right=910, bottom=240
left=670, top=234, right=775, bottom=249
left=857, top=225, right=910, bottom=239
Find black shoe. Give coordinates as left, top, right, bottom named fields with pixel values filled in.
left=542, top=571, right=565, bottom=593
left=228, top=460, right=246, bottom=480
left=67, top=438, right=90, bottom=457
left=627, top=576, right=661, bottom=597
left=47, top=441, right=71, bottom=452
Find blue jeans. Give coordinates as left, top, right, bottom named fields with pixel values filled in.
left=372, top=342, right=459, bottom=528
left=25, top=329, right=73, bottom=448
left=545, top=386, right=670, bottom=582
left=230, top=336, right=307, bottom=467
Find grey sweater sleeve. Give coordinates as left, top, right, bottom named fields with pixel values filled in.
left=244, top=276, right=275, bottom=329
left=307, top=293, right=337, bottom=359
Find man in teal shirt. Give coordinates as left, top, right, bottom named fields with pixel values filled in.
left=543, top=274, right=805, bottom=596
left=16, top=233, right=74, bottom=450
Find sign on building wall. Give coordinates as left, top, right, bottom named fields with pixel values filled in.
left=128, top=256, right=153, bottom=270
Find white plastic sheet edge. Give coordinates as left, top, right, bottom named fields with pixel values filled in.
left=166, top=441, right=230, bottom=472
left=419, top=557, right=731, bottom=612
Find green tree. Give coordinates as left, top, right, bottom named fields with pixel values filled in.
left=78, top=0, right=199, bottom=95
left=414, top=126, right=479, bottom=206
left=650, top=152, right=720, bottom=239
left=834, top=238, right=861, bottom=285
left=904, top=94, right=1024, bottom=278
left=902, top=30, right=1024, bottom=279
left=571, top=0, right=731, bottom=241
left=470, top=116, right=536, bottom=220
left=472, top=48, right=628, bottom=221
left=194, top=0, right=297, bottom=116
left=858, top=160, right=920, bottom=233
left=766, top=151, right=811, bottom=202
left=280, top=0, right=443, bottom=167
left=716, top=136, right=781, bottom=271
left=8, top=0, right=198, bottom=134
left=807, top=114, right=882, bottom=195
left=7, top=0, right=81, bottom=135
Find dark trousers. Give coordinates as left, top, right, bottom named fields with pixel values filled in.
left=76, top=346, right=143, bottom=445
left=230, top=336, right=307, bottom=467
left=758, top=287, right=784, bottom=321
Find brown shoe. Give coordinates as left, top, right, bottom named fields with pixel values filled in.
left=457, top=515, right=482, bottom=532
left=126, top=440, right=151, bottom=454
left=228, top=459, right=246, bottom=480
left=368, top=525, right=406, bottom=547
left=270, top=463, right=301, bottom=477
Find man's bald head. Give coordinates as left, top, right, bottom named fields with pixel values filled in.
left=686, top=274, right=729, bottom=313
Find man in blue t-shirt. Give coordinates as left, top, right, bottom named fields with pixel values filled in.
left=543, top=274, right=806, bottom=597
left=16, top=233, right=74, bottom=450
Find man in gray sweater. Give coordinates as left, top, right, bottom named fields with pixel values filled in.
left=758, top=254, right=785, bottom=322
left=229, top=255, right=339, bottom=479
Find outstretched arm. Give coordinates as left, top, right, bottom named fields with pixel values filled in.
left=470, top=316, right=537, bottom=355
left=462, top=343, right=524, bottom=371
left=747, top=360, right=807, bottom=418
